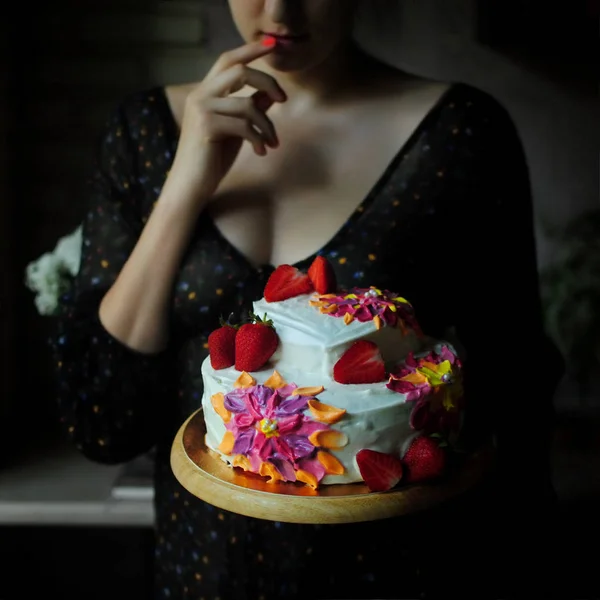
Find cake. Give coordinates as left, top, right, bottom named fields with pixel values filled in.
left=200, top=256, right=466, bottom=492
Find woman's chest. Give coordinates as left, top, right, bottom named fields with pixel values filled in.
left=204, top=104, right=433, bottom=268
left=171, top=157, right=465, bottom=345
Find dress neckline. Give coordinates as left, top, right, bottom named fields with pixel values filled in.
left=154, top=82, right=461, bottom=273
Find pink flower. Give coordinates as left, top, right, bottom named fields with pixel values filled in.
left=387, top=370, right=431, bottom=401
left=410, top=384, right=464, bottom=435
left=223, top=384, right=332, bottom=483
left=387, top=351, right=431, bottom=400
left=311, top=287, right=422, bottom=332
left=387, top=344, right=465, bottom=437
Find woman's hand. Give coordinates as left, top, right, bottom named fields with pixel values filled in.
left=168, top=38, right=287, bottom=201
left=99, top=38, right=286, bottom=353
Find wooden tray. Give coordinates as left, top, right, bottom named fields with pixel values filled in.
left=170, top=409, right=496, bottom=524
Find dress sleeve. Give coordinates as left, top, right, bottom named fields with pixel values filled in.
left=454, top=92, right=564, bottom=490
left=51, top=99, right=177, bottom=465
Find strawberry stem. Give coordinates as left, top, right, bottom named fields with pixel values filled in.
left=248, top=310, right=275, bottom=328
left=219, top=313, right=240, bottom=329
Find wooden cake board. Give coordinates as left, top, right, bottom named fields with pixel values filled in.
left=170, top=409, right=496, bottom=525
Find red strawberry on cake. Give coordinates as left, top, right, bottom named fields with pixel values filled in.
left=207, top=320, right=238, bottom=370
left=200, top=254, right=467, bottom=492
left=264, top=264, right=313, bottom=302
left=356, top=449, right=404, bottom=492
left=307, top=255, right=337, bottom=294
left=235, top=313, right=280, bottom=372
left=333, top=340, right=386, bottom=384
left=402, top=436, right=447, bottom=483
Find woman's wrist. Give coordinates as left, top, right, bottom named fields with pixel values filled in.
left=157, top=172, right=212, bottom=220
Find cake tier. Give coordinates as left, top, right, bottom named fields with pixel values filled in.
left=252, top=292, right=424, bottom=379
left=200, top=286, right=464, bottom=490
left=201, top=359, right=420, bottom=485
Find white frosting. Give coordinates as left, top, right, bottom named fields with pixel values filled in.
left=253, top=293, right=423, bottom=376
left=200, top=292, right=432, bottom=485
left=201, top=360, right=420, bottom=484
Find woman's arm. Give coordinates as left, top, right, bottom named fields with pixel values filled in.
left=100, top=43, right=287, bottom=353
left=98, top=172, right=209, bottom=354
left=52, top=95, right=184, bottom=464
left=54, top=39, right=286, bottom=463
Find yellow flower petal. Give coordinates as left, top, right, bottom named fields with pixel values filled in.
left=232, top=455, right=252, bottom=471
left=317, top=451, right=345, bottom=475
left=234, top=372, right=256, bottom=388
left=442, top=393, right=456, bottom=411
left=295, top=469, right=319, bottom=489
left=308, top=429, right=348, bottom=449
left=373, top=315, right=382, bottom=330
left=211, top=393, right=231, bottom=423
left=320, top=304, right=338, bottom=314
left=443, top=383, right=463, bottom=411
left=418, top=360, right=452, bottom=386
left=400, top=371, right=428, bottom=385
left=292, top=385, right=325, bottom=397
left=259, top=461, right=284, bottom=483
left=264, top=370, right=287, bottom=389
left=343, top=313, right=354, bottom=325
left=218, top=431, right=235, bottom=455
left=307, top=400, right=346, bottom=424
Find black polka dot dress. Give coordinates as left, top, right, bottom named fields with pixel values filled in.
left=51, top=83, right=562, bottom=600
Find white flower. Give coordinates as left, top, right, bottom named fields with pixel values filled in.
left=24, top=225, right=83, bottom=316
left=53, top=225, right=82, bottom=276
left=34, top=290, right=62, bottom=316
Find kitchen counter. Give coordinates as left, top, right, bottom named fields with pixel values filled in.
left=0, top=441, right=154, bottom=527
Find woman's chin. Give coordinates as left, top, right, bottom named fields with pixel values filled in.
left=263, top=52, right=318, bottom=74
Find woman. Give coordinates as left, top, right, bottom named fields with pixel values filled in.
left=53, top=1, right=563, bottom=598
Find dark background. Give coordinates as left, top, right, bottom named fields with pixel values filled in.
left=0, top=1, right=597, bottom=599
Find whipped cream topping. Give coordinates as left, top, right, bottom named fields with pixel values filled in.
left=201, top=359, right=417, bottom=484
left=199, top=292, right=463, bottom=487
left=253, top=293, right=424, bottom=377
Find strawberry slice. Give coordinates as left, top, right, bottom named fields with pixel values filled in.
left=307, top=255, right=337, bottom=294
left=333, top=340, right=386, bottom=384
left=264, top=264, right=314, bottom=302
left=402, top=436, right=447, bottom=483
left=356, top=449, right=404, bottom=492
left=207, top=323, right=238, bottom=370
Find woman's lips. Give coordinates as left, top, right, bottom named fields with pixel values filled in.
left=263, top=33, right=309, bottom=49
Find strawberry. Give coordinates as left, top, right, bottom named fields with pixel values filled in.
left=264, top=264, right=314, bottom=302
left=356, top=449, right=404, bottom=492
left=333, top=340, right=386, bottom=384
left=307, top=255, right=337, bottom=295
left=235, top=313, right=280, bottom=372
left=402, top=436, right=447, bottom=483
left=207, top=319, right=238, bottom=370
